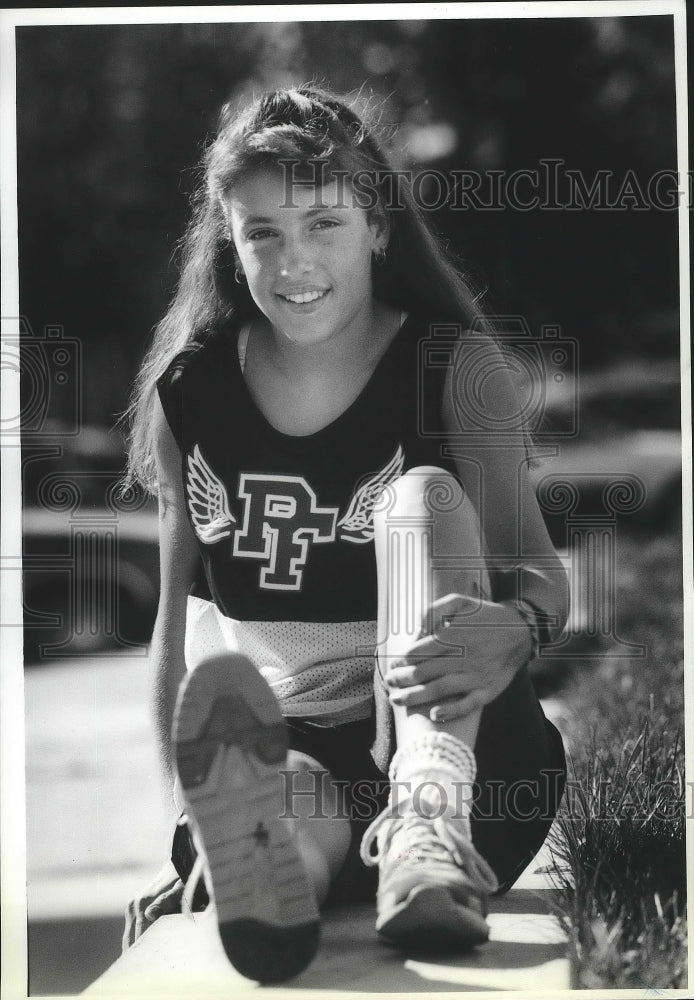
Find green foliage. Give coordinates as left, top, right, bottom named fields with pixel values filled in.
left=548, top=529, right=687, bottom=988
left=16, top=17, right=679, bottom=426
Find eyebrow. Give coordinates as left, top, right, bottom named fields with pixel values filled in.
left=242, top=206, right=344, bottom=227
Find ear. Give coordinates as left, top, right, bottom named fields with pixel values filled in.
left=228, top=238, right=242, bottom=270
left=369, top=208, right=391, bottom=252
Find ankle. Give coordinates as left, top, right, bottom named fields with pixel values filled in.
left=388, top=731, right=477, bottom=822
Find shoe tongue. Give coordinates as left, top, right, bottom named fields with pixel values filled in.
left=415, top=783, right=447, bottom=818
left=394, top=816, right=450, bottom=864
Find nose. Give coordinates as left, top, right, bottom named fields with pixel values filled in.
left=278, top=235, right=314, bottom=279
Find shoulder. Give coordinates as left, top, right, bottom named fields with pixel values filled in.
left=155, top=320, right=238, bottom=445
left=397, top=310, right=468, bottom=350
left=395, top=309, right=470, bottom=385
left=159, top=322, right=232, bottom=390
left=392, top=311, right=523, bottom=435
left=443, top=327, right=527, bottom=436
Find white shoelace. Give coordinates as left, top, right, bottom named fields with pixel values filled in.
left=360, top=796, right=499, bottom=897
left=181, top=852, right=207, bottom=918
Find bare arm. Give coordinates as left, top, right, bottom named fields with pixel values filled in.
left=150, top=393, right=199, bottom=809
left=122, top=394, right=199, bottom=949
left=442, top=332, right=569, bottom=642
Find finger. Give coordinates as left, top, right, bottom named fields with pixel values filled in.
left=144, top=880, right=184, bottom=921
left=396, top=632, right=467, bottom=667
left=144, top=901, right=161, bottom=922
left=124, top=898, right=145, bottom=951
left=134, top=904, right=149, bottom=944
left=386, top=657, right=447, bottom=688
left=438, top=596, right=493, bottom=633
left=426, top=593, right=468, bottom=623
left=429, top=689, right=487, bottom=723
left=427, top=592, right=489, bottom=625
left=144, top=888, right=174, bottom=921
left=419, top=595, right=460, bottom=637
left=387, top=652, right=475, bottom=688
left=389, top=673, right=472, bottom=708
left=163, top=879, right=185, bottom=910
left=122, top=901, right=136, bottom=953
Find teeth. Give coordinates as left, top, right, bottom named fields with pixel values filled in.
left=282, top=290, right=327, bottom=304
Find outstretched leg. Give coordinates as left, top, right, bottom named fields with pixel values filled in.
left=172, top=654, right=351, bottom=983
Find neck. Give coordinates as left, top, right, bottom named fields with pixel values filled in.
left=262, top=299, right=393, bottom=380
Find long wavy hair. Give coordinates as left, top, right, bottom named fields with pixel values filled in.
left=122, top=85, right=494, bottom=496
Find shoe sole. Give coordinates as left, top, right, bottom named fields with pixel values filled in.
left=376, top=884, right=490, bottom=950
left=173, top=653, right=320, bottom=984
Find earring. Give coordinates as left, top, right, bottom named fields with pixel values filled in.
left=235, top=267, right=245, bottom=284
left=373, top=247, right=387, bottom=266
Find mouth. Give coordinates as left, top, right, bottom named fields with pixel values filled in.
left=277, top=288, right=330, bottom=305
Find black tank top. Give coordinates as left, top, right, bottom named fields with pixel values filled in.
left=157, top=313, right=457, bottom=627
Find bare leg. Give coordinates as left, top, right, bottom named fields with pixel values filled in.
left=282, top=750, right=352, bottom=907
left=361, top=466, right=498, bottom=948
left=374, top=466, right=490, bottom=748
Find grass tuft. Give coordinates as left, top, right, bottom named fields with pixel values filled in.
left=548, top=720, right=687, bottom=988
left=544, top=530, right=687, bottom=988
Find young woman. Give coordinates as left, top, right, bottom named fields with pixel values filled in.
left=122, top=86, right=569, bottom=983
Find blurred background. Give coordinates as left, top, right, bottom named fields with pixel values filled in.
left=13, top=12, right=683, bottom=994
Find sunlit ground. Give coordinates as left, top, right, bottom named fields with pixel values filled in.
left=25, top=651, right=171, bottom=992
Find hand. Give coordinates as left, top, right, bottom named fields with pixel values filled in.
left=384, top=593, right=533, bottom=722
left=122, top=860, right=184, bottom=951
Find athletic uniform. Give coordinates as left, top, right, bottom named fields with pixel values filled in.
left=157, top=313, right=567, bottom=904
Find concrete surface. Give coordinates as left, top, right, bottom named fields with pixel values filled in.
left=24, top=652, right=570, bottom=996
left=85, top=853, right=569, bottom=996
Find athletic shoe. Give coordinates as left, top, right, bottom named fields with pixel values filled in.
left=360, top=801, right=498, bottom=950
left=173, top=653, right=320, bottom=983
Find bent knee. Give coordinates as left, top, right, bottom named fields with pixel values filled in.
left=283, top=751, right=346, bottom=822
left=374, top=466, right=466, bottom=520
left=282, top=752, right=352, bottom=887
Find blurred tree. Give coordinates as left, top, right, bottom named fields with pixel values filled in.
left=16, top=15, right=679, bottom=433
left=303, top=17, right=678, bottom=367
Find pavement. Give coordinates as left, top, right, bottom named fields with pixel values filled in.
left=25, top=651, right=171, bottom=994
left=24, top=652, right=571, bottom=996
left=85, top=854, right=569, bottom=997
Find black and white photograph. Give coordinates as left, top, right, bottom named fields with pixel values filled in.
left=1, top=3, right=690, bottom=996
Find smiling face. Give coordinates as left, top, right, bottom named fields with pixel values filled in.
left=224, top=165, right=387, bottom=347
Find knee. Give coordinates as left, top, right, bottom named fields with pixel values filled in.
left=283, top=751, right=329, bottom=819
left=283, top=752, right=351, bottom=892
left=374, top=466, right=467, bottom=523
left=283, top=751, right=349, bottom=825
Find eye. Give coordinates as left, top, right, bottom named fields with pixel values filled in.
left=246, top=229, right=277, bottom=241
left=312, top=218, right=341, bottom=230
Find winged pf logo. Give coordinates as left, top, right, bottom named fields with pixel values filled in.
left=336, top=444, right=404, bottom=543
left=185, top=442, right=405, bottom=590
left=186, top=444, right=236, bottom=544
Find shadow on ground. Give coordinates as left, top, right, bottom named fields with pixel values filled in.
left=29, top=917, right=124, bottom=995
